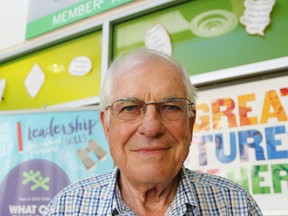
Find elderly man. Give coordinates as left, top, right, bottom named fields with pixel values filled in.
left=44, top=48, right=263, bottom=215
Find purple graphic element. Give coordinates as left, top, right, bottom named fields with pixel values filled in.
left=0, top=159, right=70, bottom=216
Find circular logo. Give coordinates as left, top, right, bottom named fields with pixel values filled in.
left=190, top=10, right=238, bottom=38
left=0, top=159, right=70, bottom=216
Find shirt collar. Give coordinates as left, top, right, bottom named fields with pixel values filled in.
left=106, top=166, right=199, bottom=215
left=178, top=167, right=199, bottom=208
left=104, top=166, right=121, bottom=214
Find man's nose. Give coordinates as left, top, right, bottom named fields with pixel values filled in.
left=138, top=104, right=164, bottom=137
left=141, top=102, right=158, bottom=113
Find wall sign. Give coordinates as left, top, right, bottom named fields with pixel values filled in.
left=26, top=0, right=134, bottom=39
left=185, top=75, right=288, bottom=214
left=0, top=107, right=114, bottom=215
left=113, top=0, right=288, bottom=76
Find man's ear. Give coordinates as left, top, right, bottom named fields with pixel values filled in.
left=189, top=109, right=196, bottom=138
left=100, top=111, right=109, bottom=141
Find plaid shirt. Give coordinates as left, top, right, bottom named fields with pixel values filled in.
left=44, top=167, right=263, bottom=215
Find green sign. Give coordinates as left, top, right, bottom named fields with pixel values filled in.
left=26, top=0, right=133, bottom=39
left=112, top=0, right=288, bottom=76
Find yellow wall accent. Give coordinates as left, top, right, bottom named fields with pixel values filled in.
left=0, top=31, right=102, bottom=110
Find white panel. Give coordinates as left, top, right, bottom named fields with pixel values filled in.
left=0, top=0, right=29, bottom=51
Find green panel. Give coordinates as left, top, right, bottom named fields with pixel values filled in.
left=0, top=31, right=102, bottom=110
left=113, top=0, right=288, bottom=76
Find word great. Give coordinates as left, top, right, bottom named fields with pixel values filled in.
left=195, top=87, right=288, bottom=131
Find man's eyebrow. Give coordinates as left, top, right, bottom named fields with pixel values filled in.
left=116, top=97, right=142, bottom=102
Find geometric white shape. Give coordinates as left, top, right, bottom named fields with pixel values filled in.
left=0, top=79, right=6, bottom=102
left=68, top=56, right=92, bottom=76
left=144, top=24, right=173, bottom=56
left=240, top=0, right=276, bottom=36
left=24, top=63, right=45, bottom=98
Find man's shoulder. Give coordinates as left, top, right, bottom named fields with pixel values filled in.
left=43, top=171, right=116, bottom=215
left=184, top=168, right=247, bottom=194
left=182, top=168, right=263, bottom=215
left=58, top=171, right=113, bottom=196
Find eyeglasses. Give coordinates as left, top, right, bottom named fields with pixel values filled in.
left=106, top=97, right=194, bottom=121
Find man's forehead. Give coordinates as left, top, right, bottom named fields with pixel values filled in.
left=113, top=60, right=182, bottom=80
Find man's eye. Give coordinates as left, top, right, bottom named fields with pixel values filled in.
left=161, top=104, right=181, bottom=111
left=121, top=105, right=140, bottom=112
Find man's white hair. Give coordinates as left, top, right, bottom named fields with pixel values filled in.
left=99, top=48, right=197, bottom=113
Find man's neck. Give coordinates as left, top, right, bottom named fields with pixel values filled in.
left=118, top=173, right=180, bottom=216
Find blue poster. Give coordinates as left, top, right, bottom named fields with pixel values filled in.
left=0, top=107, right=114, bottom=215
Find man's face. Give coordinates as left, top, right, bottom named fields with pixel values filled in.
left=101, top=60, right=195, bottom=185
